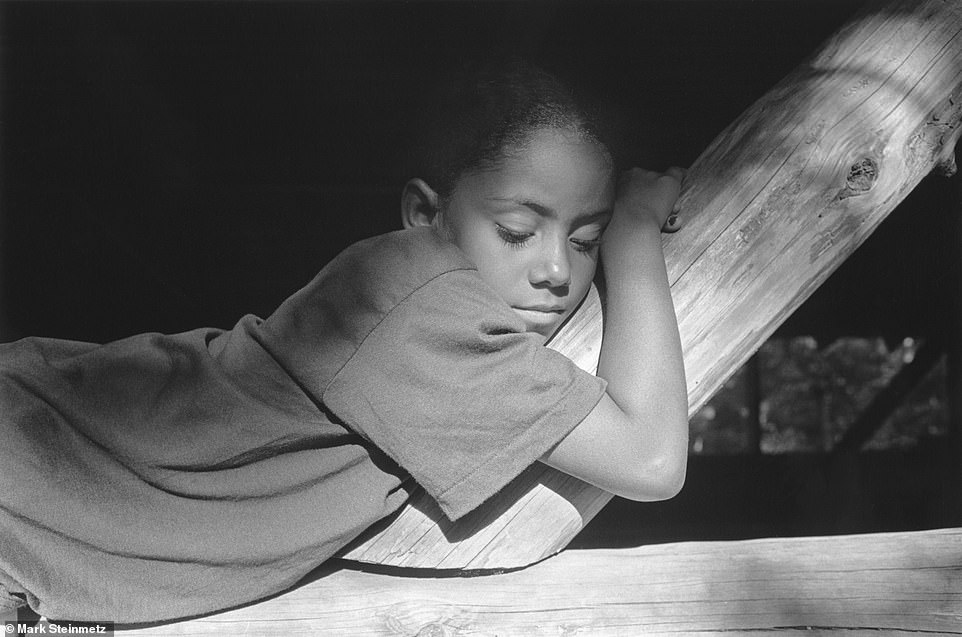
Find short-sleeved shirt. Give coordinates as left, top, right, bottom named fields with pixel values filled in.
left=0, top=226, right=606, bottom=623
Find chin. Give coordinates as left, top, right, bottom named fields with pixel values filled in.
left=538, top=319, right=566, bottom=342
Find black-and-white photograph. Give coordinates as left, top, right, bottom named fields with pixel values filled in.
left=1, top=0, right=960, bottom=633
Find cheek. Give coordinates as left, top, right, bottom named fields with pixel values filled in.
left=460, top=234, right=523, bottom=293
left=570, top=254, right=599, bottom=293
left=476, top=251, right=526, bottom=293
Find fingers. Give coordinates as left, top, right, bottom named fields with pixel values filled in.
left=614, top=165, right=688, bottom=233
left=664, top=166, right=687, bottom=182
left=661, top=166, right=686, bottom=233
left=662, top=212, right=682, bottom=233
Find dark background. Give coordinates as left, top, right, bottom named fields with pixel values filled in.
left=2, top=1, right=958, bottom=543
left=3, top=0, right=909, bottom=342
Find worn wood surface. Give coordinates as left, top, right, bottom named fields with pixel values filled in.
left=340, top=0, right=962, bottom=570
left=117, top=527, right=962, bottom=635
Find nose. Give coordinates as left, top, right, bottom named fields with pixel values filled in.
left=528, top=237, right=571, bottom=289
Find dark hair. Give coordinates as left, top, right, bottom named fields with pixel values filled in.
left=407, top=58, right=616, bottom=200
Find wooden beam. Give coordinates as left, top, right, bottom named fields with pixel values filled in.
left=116, top=528, right=962, bottom=636
left=831, top=336, right=945, bottom=456
left=342, top=0, right=962, bottom=569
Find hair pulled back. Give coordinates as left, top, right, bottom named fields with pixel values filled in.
left=409, top=58, right=614, bottom=200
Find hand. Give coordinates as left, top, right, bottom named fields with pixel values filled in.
left=614, top=167, right=686, bottom=233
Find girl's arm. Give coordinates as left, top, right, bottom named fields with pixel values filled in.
left=540, top=168, right=689, bottom=501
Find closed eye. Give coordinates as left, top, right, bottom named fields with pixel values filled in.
left=496, top=224, right=534, bottom=248
left=571, top=237, right=602, bottom=253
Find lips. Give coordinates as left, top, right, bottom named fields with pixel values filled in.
left=511, top=305, right=567, bottom=337
left=514, top=305, right=565, bottom=314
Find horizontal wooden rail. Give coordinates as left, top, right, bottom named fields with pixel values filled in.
left=118, top=528, right=962, bottom=635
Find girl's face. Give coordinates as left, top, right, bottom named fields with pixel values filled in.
left=439, top=127, right=616, bottom=340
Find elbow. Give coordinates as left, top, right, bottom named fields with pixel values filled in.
left=620, top=447, right=688, bottom=502
left=652, top=458, right=687, bottom=500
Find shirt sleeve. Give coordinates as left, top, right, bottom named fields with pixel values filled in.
left=322, top=269, right=607, bottom=521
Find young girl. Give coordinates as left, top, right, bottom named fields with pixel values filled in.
left=0, top=60, right=688, bottom=623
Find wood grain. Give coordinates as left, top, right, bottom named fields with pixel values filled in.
left=119, top=528, right=962, bottom=635
left=341, top=0, right=962, bottom=569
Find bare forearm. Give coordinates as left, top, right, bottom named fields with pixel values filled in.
left=540, top=168, right=689, bottom=501
left=599, top=218, right=688, bottom=460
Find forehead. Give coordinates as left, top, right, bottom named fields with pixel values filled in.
left=457, top=127, right=615, bottom=215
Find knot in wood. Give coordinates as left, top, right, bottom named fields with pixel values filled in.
left=415, top=623, right=451, bottom=637
left=845, top=157, right=878, bottom=193
left=834, top=157, right=879, bottom=202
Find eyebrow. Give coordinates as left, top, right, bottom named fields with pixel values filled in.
left=489, top=197, right=613, bottom=224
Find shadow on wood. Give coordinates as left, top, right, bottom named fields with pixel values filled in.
left=339, top=459, right=610, bottom=570
left=116, top=528, right=962, bottom=635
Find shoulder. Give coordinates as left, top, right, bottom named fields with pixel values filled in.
left=340, top=226, right=474, bottom=280
left=258, top=227, right=492, bottom=385
left=325, top=227, right=476, bottom=309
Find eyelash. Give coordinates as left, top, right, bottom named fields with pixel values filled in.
left=496, top=225, right=533, bottom=249
left=496, top=225, right=602, bottom=253
left=571, top=238, right=602, bottom=253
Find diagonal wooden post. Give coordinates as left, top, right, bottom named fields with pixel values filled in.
left=341, top=0, right=962, bottom=570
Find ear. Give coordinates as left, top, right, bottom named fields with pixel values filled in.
left=401, top=178, right=441, bottom=229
